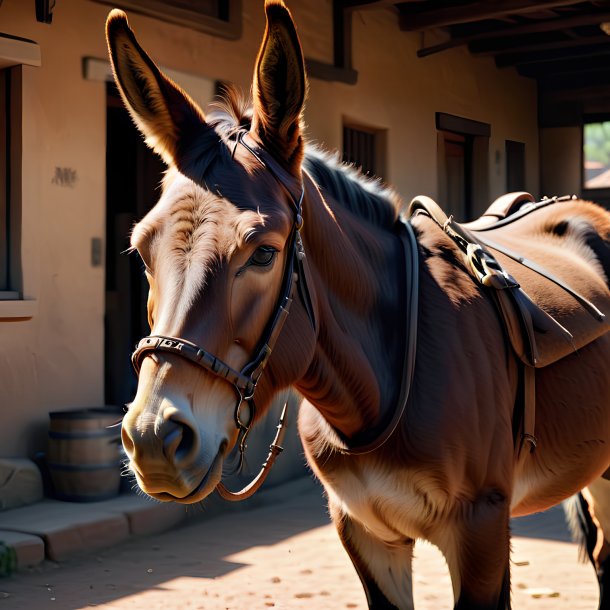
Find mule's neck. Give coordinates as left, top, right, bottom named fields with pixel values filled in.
left=296, top=180, right=407, bottom=443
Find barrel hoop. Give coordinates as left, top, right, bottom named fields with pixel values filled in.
left=47, top=461, right=120, bottom=471
left=53, top=491, right=120, bottom=502
left=49, top=409, right=122, bottom=420
left=48, top=429, right=119, bottom=440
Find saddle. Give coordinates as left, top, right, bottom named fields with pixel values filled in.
left=408, top=193, right=610, bottom=454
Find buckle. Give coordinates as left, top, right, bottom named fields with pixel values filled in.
left=466, top=244, right=518, bottom=290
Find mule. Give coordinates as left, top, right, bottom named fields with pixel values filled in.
left=106, top=2, right=610, bottom=608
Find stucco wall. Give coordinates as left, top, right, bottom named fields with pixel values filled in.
left=304, top=8, right=539, bottom=208
left=0, top=0, right=539, bottom=457
left=540, top=127, right=582, bottom=198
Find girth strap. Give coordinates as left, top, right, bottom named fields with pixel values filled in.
left=407, top=196, right=544, bottom=453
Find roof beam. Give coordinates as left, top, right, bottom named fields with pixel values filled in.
left=417, top=8, right=610, bottom=57
left=494, top=40, right=610, bottom=68
left=401, top=0, right=583, bottom=32
left=339, top=0, right=397, bottom=8
left=541, top=83, right=610, bottom=103
left=473, top=35, right=609, bottom=60
left=538, top=67, right=610, bottom=90
left=518, top=53, right=610, bottom=77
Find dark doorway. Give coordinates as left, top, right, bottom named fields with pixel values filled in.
left=506, top=140, right=526, bottom=192
left=436, top=113, right=490, bottom=222
left=441, top=130, right=473, bottom=221
left=105, top=83, right=165, bottom=407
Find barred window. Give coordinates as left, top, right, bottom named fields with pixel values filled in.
left=342, top=124, right=385, bottom=178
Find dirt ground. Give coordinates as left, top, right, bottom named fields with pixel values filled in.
left=0, top=479, right=600, bottom=610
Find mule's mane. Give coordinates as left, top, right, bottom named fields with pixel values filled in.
left=208, top=86, right=401, bottom=229
left=303, top=149, right=400, bottom=229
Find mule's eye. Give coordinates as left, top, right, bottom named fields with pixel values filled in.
left=250, top=246, right=277, bottom=267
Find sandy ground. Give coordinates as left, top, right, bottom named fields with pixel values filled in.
left=0, top=479, right=600, bottom=610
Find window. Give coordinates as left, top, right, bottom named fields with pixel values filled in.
left=0, top=69, right=8, bottom=294
left=342, top=123, right=386, bottom=178
left=583, top=119, right=610, bottom=190
left=93, top=0, right=242, bottom=39
left=0, top=66, right=20, bottom=301
left=0, top=34, right=39, bottom=316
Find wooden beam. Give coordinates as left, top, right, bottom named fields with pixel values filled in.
left=417, top=8, right=610, bottom=57
left=436, top=112, right=491, bottom=137
left=537, top=67, right=610, bottom=90
left=401, top=0, right=583, bottom=32
left=495, top=40, right=610, bottom=68
left=339, top=0, right=397, bottom=8
left=541, top=83, right=610, bottom=103
left=305, top=58, right=358, bottom=84
left=518, top=53, right=610, bottom=77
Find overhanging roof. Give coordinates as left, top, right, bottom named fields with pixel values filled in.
left=338, top=1, right=610, bottom=123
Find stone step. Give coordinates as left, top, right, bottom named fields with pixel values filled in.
left=0, top=493, right=186, bottom=563
left=0, top=531, right=44, bottom=569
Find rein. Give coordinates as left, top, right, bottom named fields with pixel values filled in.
left=131, top=132, right=314, bottom=501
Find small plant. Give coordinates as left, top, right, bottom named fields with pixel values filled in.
left=0, top=541, right=17, bottom=577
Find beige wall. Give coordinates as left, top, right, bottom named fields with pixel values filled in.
left=304, top=8, right=539, bottom=212
left=540, top=127, right=582, bottom=198
left=0, top=0, right=540, bottom=457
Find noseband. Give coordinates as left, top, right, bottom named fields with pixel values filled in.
left=131, top=132, right=316, bottom=501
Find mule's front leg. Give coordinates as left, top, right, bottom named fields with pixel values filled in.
left=329, top=501, right=414, bottom=609
left=442, top=491, right=511, bottom=610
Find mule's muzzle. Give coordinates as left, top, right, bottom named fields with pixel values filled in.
left=121, top=407, right=227, bottom=502
left=122, top=410, right=200, bottom=468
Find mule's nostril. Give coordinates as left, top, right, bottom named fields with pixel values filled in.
left=162, top=423, right=183, bottom=460
left=175, top=424, right=195, bottom=462
left=161, top=416, right=198, bottom=466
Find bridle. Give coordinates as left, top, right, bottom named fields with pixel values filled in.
left=130, top=132, right=316, bottom=501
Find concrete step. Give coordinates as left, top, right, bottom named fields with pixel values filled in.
left=0, top=493, right=185, bottom=563
left=0, top=531, right=44, bottom=570
left=0, top=477, right=314, bottom=569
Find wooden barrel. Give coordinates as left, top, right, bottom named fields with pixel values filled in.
left=47, top=407, right=122, bottom=502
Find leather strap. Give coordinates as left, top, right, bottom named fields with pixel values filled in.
left=216, top=401, right=289, bottom=501
left=520, top=365, right=537, bottom=455
left=132, top=336, right=254, bottom=392
left=408, top=195, right=539, bottom=454
left=477, top=235, right=606, bottom=323
left=337, top=218, right=419, bottom=455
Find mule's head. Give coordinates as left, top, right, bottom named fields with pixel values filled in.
left=106, top=1, right=317, bottom=503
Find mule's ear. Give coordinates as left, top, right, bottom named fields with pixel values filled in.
left=106, top=10, right=208, bottom=166
left=251, top=0, right=306, bottom=173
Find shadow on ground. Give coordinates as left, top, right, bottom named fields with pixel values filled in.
left=1, top=479, right=330, bottom=610
left=511, top=504, right=573, bottom=542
